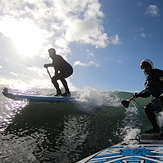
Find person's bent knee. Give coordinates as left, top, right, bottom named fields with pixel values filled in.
left=144, top=103, right=153, bottom=113
left=52, top=76, right=58, bottom=83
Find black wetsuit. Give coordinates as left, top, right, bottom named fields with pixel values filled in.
left=51, top=55, right=73, bottom=94
left=138, top=69, right=163, bottom=131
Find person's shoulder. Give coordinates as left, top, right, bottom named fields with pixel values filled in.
left=154, top=68, right=163, bottom=71
left=55, top=54, right=62, bottom=59
left=153, top=68, right=163, bottom=74
left=56, top=54, right=62, bottom=58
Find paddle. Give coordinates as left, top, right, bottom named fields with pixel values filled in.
left=121, top=96, right=135, bottom=108
left=46, top=68, right=52, bottom=79
left=121, top=90, right=145, bottom=108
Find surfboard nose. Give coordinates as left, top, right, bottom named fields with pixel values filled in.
left=3, top=87, right=9, bottom=93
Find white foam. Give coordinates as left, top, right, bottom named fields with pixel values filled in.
left=73, top=87, right=121, bottom=113
left=121, top=103, right=141, bottom=144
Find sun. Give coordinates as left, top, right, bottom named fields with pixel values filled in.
left=13, top=19, right=44, bottom=57
left=2, top=17, right=45, bottom=58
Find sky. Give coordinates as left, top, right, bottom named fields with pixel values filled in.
left=0, top=0, right=163, bottom=92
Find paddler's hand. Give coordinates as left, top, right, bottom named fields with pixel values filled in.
left=44, top=64, right=49, bottom=68
left=133, top=92, right=139, bottom=98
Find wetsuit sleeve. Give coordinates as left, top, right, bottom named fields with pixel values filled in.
left=54, top=66, right=59, bottom=75
left=137, top=90, right=150, bottom=98
left=157, top=69, right=163, bottom=86
left=51, top=60, right=58, bottom=75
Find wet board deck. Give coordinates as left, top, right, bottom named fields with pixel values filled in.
left=2, top=90, right=76, bottom=102
left=77, top=133, right=163, bottom=163
left=77, top=142, right=163, bottom=163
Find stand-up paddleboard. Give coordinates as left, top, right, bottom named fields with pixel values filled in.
left=77, top=135, right=163, bottom=163
left=2, top=88, right=76, bottom=102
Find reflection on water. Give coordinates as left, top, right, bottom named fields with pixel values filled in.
left=1, top=101, right=90, bottom=163
left=33, top=115, right=89, bottom=163
left=0, top=96, right=28, bottom=129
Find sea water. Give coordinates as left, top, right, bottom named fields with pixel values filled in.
left=0, top=84, right=163, bottom=163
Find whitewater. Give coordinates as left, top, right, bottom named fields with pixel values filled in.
left=0, top=84, right=163, bottom=163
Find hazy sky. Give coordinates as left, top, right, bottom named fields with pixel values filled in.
left=0, top=0, right=163, bottom=92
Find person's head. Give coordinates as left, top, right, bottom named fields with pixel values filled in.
left=140, top=59, right=154, bottom=75
left=48, top=48, right=56, bottom=58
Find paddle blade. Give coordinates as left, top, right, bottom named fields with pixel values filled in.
left=121, top=100, right=130, bottom=108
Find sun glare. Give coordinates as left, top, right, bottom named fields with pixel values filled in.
left=3, top=17, right=44, bottom=57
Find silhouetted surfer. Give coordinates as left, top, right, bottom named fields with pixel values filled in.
left=44, top=48, right=73, bottom=96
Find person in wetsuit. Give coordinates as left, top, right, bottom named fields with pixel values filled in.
left=44, top=48, right=73, bottom=96
left=134, top=59, right=163, bottom=134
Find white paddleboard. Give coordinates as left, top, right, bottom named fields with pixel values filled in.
left=77, top=135, right=163, bottom=163
left=2, top=88, right=76, bottom=102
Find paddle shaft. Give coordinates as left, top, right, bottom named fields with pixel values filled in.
left=46, top=68, right=52, bottom=79
left=121, top=90, right=145, bottom=108
left=129, top=96, right=135, bottom=102
left=127, top=90, right=145, bottom=102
